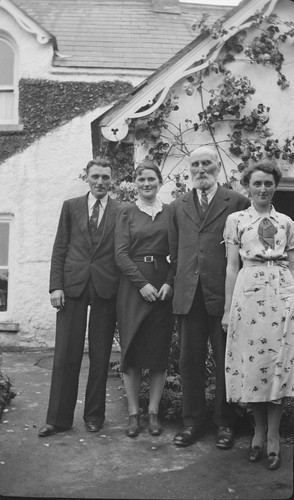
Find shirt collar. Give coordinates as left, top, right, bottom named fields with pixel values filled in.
left=248, top=204, right=279, bottom=223
left=88, top=192, right=109, bottom=209
left=195, top=182, right=218, bottom=199
left=135, top=196, right=163, bottom=221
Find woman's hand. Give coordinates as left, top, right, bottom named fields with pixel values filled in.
left=139, top=283, right=159, bottom=302
left=158, top=284, right=172, bottom=301
left=221, top=311, right=229, bottom=333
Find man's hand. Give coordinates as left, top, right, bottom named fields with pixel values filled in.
left=158, top=284, right=172, bottom=301
left=139, top=284, right=159, bottom=302
left=50, top=290, right=65, bottom=310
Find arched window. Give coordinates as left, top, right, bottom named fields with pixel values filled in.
left=0, top=37, right=18, bottom=124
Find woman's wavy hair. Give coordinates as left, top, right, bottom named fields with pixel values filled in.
left=241, top=159, right=282, bottom=187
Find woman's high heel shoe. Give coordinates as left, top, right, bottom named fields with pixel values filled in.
left=248, top=444, right=263, bottom=463
left=266, top=451, right=281, bottom=470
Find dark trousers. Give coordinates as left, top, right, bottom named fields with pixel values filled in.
left=178, top=281, right=235, bottom=428
left=46, top=280, right=117, bottom=428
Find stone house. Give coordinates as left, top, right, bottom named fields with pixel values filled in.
left=0, top=0, right=231, bottom=348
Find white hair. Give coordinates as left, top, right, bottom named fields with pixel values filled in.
left=188, top=146, right=219, bottom=165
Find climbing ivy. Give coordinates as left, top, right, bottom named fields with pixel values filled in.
left=0, top=78, right=133, bottom=164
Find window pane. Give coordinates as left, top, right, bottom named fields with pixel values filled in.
left=0, top=269, right=8, bottom=311
left=0, top=91, right=14, bottom=120
left=0, top=40, right=14, bottom=85
left=0, top=222, right=9, bottom=266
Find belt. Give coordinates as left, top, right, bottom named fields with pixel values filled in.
left=132, top=255, right=166, bottom=270
left=243, top=258, right=288, bottom=268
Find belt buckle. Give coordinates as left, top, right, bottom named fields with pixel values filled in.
left=267, top=260, right=274, bottom=266
left=144, top=256, right=154, bottom=263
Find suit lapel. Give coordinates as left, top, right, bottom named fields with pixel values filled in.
left=72, top=194, right=92, bottom=245
left=201, top=186, right=229, bottom=228
left=182, top=191, right=202, bottom=228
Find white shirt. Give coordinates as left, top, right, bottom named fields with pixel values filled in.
left=88, top=192, right=108, bottom=227
left=196, top=183, right=218, bottom=205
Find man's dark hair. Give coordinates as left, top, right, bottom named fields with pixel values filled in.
left=86, top=156, right=113, bottom=175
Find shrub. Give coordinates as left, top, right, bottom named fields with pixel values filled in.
left=0, top=371, right=16, bottom=422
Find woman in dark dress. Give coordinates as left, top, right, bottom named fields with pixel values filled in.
left=115, top=160, right=174, bottom=438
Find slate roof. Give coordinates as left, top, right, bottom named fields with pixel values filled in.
left=11, top=0, right=230, bottom=70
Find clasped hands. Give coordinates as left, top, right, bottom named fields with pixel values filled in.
left=140, top=283, right=172, bottom=303
left=51, top=285, right=172, bottom=308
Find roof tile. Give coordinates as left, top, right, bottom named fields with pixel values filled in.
left=11, top=0, right=230, bottom=70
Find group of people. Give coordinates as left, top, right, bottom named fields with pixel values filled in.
left=38, top=147, right=294, bottom=472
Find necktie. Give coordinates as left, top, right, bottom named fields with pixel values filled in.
left=89, top=199, right=100, bottom=236
left=200, top=190, right=209, bottom=211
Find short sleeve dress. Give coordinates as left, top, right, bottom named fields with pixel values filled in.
left=115, top=200, right=174, bottom=372
left=223, top=205, right=294, bottom=403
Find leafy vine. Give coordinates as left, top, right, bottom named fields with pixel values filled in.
left=140, top=11, right=294, bottom=191
left=97, top=9, right=294, bottom=198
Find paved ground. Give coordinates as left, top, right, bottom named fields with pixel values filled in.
left=0, top=351, right=293, bottom=500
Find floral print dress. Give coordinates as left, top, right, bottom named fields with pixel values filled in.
left=224, top=205, right=294, bottom=403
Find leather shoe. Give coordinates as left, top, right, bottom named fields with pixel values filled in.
left=126, top=414, right=140, bottom=437
left=148, top=412, right=161, bottom=436
left=38, top=424, right=70, bottom=437
left=248, top=445, right=263, bottom=463
left=216, top=426, right=234, bottom=449
left=85, top=421, right=103, bottom=433
left=266, top=451, right=281, bottom=470
left=173, top=426, right=206, bottom=447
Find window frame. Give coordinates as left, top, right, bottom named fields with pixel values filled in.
left=0, top=33, right=19, bottom=125
left=0, top=214, right=14, bottom=319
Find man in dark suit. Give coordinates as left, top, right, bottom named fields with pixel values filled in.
left=169, top=146, right=250, bottom=448
left=39, top=157, right=120, bottom=437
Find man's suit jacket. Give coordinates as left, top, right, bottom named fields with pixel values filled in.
left=169, top=185, right=250, bottom=316
left=49, top=194, right=120, bottom=299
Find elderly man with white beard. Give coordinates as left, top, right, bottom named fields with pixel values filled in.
left=168, top=146, right=250, bottom=448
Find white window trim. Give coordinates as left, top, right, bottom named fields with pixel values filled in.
left=0, top=32, right=19, bottom=125
left=0, top=214, right=14, bottom=320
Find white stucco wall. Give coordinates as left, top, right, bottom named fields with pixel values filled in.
left=0, top=108, right=113, bottom=348
left=0, top=7, right=143, bottom=348
left=0, top=7, right=53, bottom=80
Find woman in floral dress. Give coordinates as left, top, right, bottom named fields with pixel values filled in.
left=222, top=160, right=294, bottom=470
left=115, top=160, right=174, bottom=438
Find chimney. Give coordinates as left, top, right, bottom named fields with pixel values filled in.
left=152, top=0, right=181, bottom=14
